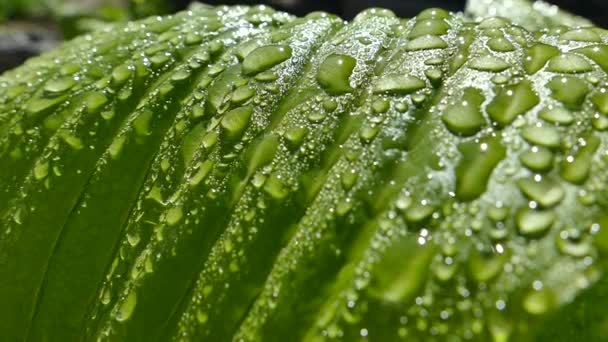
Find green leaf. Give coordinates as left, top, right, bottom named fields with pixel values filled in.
left=0, top=4, right=607, bottom=342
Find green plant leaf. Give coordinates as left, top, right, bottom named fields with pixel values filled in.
left=0, top=4, right=607, bottom=342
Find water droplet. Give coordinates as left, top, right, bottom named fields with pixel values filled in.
left=487, top=80, right=539, bottom=127
left=548, top=76, right=588, bottom=109
left=455, top=137, right=506, bottom=201
left=116, top=292, right=137, bottom=322
left=284, top=126, right=307, bottom=148
left=372, top=75, right=425, bottom=95
left=547, top=53, right=593, bottom=74
left=34, top=161, right=49, bottom=180
left=221, top=106, right=253, bottom=139
left=170, top=69, right=192, bottom=83
left=574, top=45, right=608, bottom=73
left=517, top=177, right=565, bottom=207
left=556, top=233, right=593, bottom=257
left=406, top=35, right=447, bottom=51
left=468, top=249, right=508, bottom=282
left=59, top=131, right=84, bottom=150
left=561, top=28, right=601, bottom=43
left=417, top=8, right=449, bottom=20
left=468, top=55, right=511, bottom=72
left=131, top=109, right=153, bottom=137
left=25, top=95, right=67, bottom=116
left=263, top=174, right=289, bottom=200
left=488, top=37, right=515, bottom=52
left=479, top=17, right=509, bottom=28
left=409, top=19, right=450, bottom=39
left=488, top=204, right=509, bottom=222
left=523, top=43, right=559, bottom=74
left=405, top=201, right=434, bottom=223
left=372, top=98, right=390, bottom=114
left=166, top=206, right=183, bottom=226
left=109, top=136, right=126, bottom=160
left=44, top=77, right=76, bottom=94
left=341, top=170, right=358, bottom=190
left=516, top=208, right=555, bottom=236
left=591, top=91, right=608, bottom=115
left=242, top=45, right=292, bottom=76
left=111, top=65, right=132, bottom=87
left=522, top=124, right=561, bottom=149
left=522, top=289, right=555, bottom=315
left=519, top=147, right=554, bottom=173
left=561, top=134, right=600, bottom=184
left=317, top=54, right=356, bottom=95
left=231, top=85, right=255, bottom=105
left=189, top=160, right=214, bottom=187
left=538, top=106, right=574, bottom=125
left=441, top=87, right=486, bottom=136
left=85, top=91, right=109, bottom=114
left=322, top=99, right=338, bottom=112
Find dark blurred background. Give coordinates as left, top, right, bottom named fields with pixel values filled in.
left=1, top=0, right=607, bottom=73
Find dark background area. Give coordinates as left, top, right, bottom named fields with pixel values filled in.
left=1, top=0, right=608, bottom=73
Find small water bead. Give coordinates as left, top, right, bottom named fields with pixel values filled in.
left=409, top=19, right=450, bottom=39
left=547, top=76, right=589, bottom=110
left=561, top=134, right=600, bottom=184
left=487, top=37, right=515, bottom=52
left=487, top=80, right=539, bottom=127
left=546, top=53, right=593, bottom=74
left=523, top=43, right=559, bottom=74
left=516, top=208, right=555, bottom=236
left=538, top=106, right=574, bottom=125
left=455, top=138, right=507, bottom=201
left=317, top=54, right=357, bottom=95
left=441, top=87, right=486, bottom=136
left=242, top=45, right=292, bottom=76
left=521, top=124, right=561, bottom=149
left=574, top=45, right=608, bottom=73
left=372, top=75, right=426, bottom=95
left=561, top=28, right=602, bottom=43
left=467, top=55, right=511, bottom=72
left=341, top=170, right=358, bottom=190
left=322, top=99, right=338, bottom=112
left=201, top=131, right=218, bottom=149
left=406, top=35, right=447, bottom=51
left=516, top=177, right=565, bottom=208
left=519, top=147, right=554, bottom=173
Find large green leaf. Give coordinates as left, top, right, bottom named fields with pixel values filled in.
left=1, top=3, right=607, bottom=341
